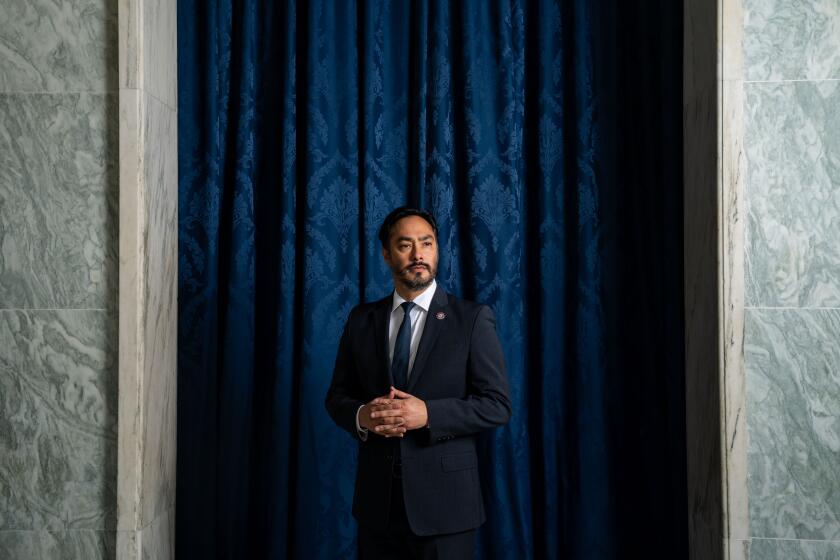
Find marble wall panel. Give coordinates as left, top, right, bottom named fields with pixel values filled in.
left=0, top=1, right=120, bottom=559
left=0, top=529, right=115, bottom=559
left=139, top=92, right=177, bottom=527
left=750, top=538, right=840, bottom=560
left=0, top=0, right=116, bottom=93
left=744, top=81, right=840, bottom=308
left=729, top=0, right=840, bottom=557
left=0, top=310, right=116, bottom=531
left=744, top=0, right=840, bottom=81
left=745, top=309, right=840, bottom=541
left=0, top=93, right=118, bottom=310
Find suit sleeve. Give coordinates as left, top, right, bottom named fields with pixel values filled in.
left=324, top=314, right=367, bottom=440
left=424, top=305, right=512, bottom=443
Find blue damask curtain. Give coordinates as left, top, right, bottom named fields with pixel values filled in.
left=177, top=1, right=685, bottom=558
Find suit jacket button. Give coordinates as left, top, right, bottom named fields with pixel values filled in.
left=385, top=453, right=392, bottom=461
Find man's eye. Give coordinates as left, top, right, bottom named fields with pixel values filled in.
left=424, top=242, right=432, bottom=247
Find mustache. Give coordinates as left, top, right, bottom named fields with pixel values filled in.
left=403, top=263, right=429, bottom=273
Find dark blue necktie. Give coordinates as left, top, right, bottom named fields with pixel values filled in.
left=391, top=301, right=415, bottom=390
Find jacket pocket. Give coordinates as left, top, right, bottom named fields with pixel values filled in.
left=441, top=452, right=478, bottom=472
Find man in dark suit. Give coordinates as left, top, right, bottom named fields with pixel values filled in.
left=325, top=206, right=512, bottom=559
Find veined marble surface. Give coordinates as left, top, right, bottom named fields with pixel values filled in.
left=721, top=0, right=750, bottom=551
left=0, top=310, right=116, bottom=531
left=0, top=529, right=115, bottom=559
left=140, top=503, right=174, bottom=560
left=728, top=538, right=750, bottom=560
left=118, top=0, right=176, bottom=108
left=745, top=308, right=840, bottom=540
left=142, top=0, right=176, bottom=108
left=139, top=92, right=177, bottom=526
left=750, top=538, right=840, bottom=560
left=0, top=93, right=118, bottom=310
left=118, top=29, right=177, bottom=557
left=116, top=503, right=174, bottom=560
left=0, top=0, right=116, bottom=93
left=117, top=89, right=177, bottom=532
left=744, top=0, right=840, bottom=81
left=744, top=81, right=840, bottom=308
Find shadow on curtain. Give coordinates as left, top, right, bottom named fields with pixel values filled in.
left=177, top=0, right=685, bottom=558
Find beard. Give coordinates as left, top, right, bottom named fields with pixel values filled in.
left=395, top=262, right=436, bottom=291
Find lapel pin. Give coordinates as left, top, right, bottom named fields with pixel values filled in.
left=435, top=311, right=446, bottom=320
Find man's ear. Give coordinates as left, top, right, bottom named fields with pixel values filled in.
left=381, top=246, right=390, bottom=265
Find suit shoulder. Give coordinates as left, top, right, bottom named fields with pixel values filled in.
left=345, top=294, right=389, bottom=324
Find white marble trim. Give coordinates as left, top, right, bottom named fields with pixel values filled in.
left=118, top=85, right=147, bottom=536
left=720, top=0, right=752, bottom=554
left=119, top=0, right=142, bottom=91
left=117, top=1, right=177, bottom=559
left=721, top=76, right=750, bottom=546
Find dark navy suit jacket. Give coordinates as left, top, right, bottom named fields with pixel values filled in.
left=325, top=285, right=511, bottom=536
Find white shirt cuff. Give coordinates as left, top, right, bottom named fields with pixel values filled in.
left=355, top=404, right=369, bottom=441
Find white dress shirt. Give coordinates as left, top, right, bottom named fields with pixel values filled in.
left=356, top=279, right=438, bottom=440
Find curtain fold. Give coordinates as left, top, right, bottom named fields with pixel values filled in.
left=177, top=1, right=685, bottom=558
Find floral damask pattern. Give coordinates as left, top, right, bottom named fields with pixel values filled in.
left=177, top=0, right=685, bottom=558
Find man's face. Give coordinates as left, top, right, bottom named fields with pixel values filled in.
left=382, top=215, right=438, bottom=292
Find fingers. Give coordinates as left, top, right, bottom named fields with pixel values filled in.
left=390, top=386, right=412, bottom=399
left=370, top=405, right=405, bottom=427
left=371, top=415, right=404, bottom=427
left=371, top=386, right=411, bottom=407
left=370, top=402, right=402, bottom=414
left=375, top=424, right=406, bottom=437
left=370, top=390, right=399, bottom=405
left=367, top=389, right=410, bottom=439
left=370, top=408, right=402, bottom=418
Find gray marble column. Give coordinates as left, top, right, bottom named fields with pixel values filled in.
left=741, top=0, right=840, bottom=557
left=116, top=0, right=177, bottom=558
left=0, top=1, right=119, bottom=558
left=714, top=0, right=840, bottom=559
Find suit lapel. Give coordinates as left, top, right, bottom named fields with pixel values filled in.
left=372, top=296, right=393, bottom=389
left=406, top=286, right=449, bottom=393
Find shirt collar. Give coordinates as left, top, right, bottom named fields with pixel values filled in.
left=391, top=278, right=437, bottom=314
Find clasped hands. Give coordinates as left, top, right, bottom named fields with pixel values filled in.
left=360, top=386, right=428, bottom=438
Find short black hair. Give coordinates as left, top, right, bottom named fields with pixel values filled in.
left=378, top=206, right=438, bottom=249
